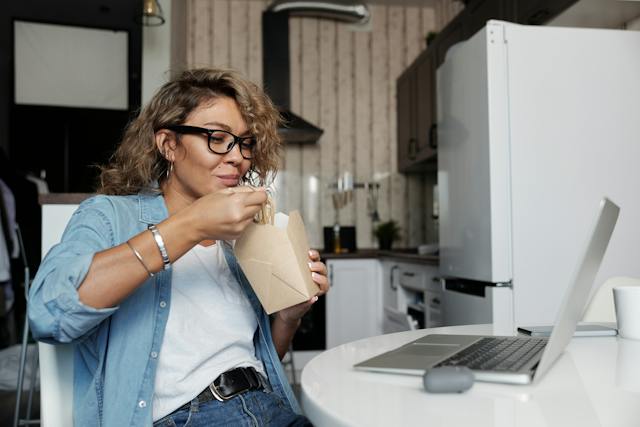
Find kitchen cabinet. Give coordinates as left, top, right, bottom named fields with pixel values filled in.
left=464, top=0, right=514, bottom=41
left=397, top=49, right=437, bottom=173
left=514, top=0, right=576, bottom=25
left=382, top=261, right=441, bottom=333
left=325, top=259, right=383, bottom=348
left=381, top=260, right=399, bottom=312
left=397, top=0, right=578, bottom=174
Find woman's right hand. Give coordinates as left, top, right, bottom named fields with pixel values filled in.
left=187, top=187, right=268, bottom=241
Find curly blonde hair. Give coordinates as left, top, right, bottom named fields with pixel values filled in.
left=98, top=68, right=282, bottom=195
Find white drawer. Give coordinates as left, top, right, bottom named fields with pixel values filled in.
left=397, top=263, right=439, bottom=292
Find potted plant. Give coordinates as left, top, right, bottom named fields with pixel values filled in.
left=374, top=220, right=401, bottom=250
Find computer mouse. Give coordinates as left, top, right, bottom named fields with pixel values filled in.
left=422, top=366, right=474, bottom=393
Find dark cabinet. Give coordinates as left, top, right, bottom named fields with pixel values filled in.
left=465, top=0, right=514, bottom=38
left=397, top=0, right=578, bottom=174
left=515, top=0, right=576, bottom=25
left=397, top=49, right=437, bottom=173
left=396, top=68, right=414, bottom=173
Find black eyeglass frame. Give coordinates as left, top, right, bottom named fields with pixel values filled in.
left=165, top=125, right=257, bottom=159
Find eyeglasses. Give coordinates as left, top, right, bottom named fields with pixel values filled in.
left=166, top=125, right=256, bottom=159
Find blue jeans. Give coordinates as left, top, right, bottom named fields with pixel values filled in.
left=153, top=389, right=312, bottom=427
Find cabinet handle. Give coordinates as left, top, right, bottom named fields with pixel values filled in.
left=408, top=138, right=417, bottom=160
left=402, top=272, right=415, bottom=277
left=390, top=265, right=399, bottom=291
left=428, top=123, right=438, bottom=149
left=429, top=123, right=438, bottom=150
left=329, top=264, right=333, bottom=286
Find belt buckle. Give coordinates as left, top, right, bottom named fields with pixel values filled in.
left=209, top=382, right=238, bottom=402
left=209, top=368, right=262, bottom=402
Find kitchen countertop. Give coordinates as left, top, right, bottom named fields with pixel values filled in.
left=39, top=195, right=438, bottom=265
left=319, top=248, right=438, bottom=265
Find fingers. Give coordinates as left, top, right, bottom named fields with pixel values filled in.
left=307, top=260, right=327, bottom=276
left=308, top=249, right=320, bottom=261
left=241, top=189, right=268, bottom=206
left=224, top=185, right=260, bottom=194
left=307, top=252, right=329, bottom=295
left=221, top=188, right=268, bottom=223
left=225, top=187, right=268, bottom=208
left=308, top=260, right=329, bottom=295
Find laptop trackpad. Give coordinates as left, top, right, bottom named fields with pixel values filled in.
left=399, top=343, right=460, bottom=357
left=361, top=343, right=462, bottom=370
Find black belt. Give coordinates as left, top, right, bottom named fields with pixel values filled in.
left=176, top=367, right=265, bottom=412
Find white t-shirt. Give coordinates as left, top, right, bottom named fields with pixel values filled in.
left=152, top=242, right=265, bottom=421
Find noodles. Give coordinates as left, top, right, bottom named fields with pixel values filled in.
left=227, top=186, right=274, bottom=225
left=256, top=193, right=275, bottom=225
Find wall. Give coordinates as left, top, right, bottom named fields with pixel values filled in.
left=143, top=0, right=172, bottom=105
left=177, top=0, right=462, bottom=249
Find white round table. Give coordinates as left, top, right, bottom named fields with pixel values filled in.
left=301, top=324, right=640, bottom=427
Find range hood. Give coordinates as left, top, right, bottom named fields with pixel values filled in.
left=262, top=1, right=370, bottom=143
left=269, top=0, right=370, bottom=24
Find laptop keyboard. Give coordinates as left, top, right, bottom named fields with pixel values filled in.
left=435, top=337, right=547, bottom=372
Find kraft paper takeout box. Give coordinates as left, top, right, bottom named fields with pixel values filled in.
left=234, top=210, right=319, bottom=314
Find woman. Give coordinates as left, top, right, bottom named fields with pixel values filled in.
left=28, top=68, right=328, bottom=426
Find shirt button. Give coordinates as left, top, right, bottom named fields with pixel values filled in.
left=151, top=351, right=158, bottom=359
left=159, top=301, right=167, bottom=308
left=138, top=400, right=146, bottom=408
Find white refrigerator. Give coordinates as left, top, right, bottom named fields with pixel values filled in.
left=437, top=20, right=640, bottom=333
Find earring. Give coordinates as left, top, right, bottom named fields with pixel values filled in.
left=164, top=149, right=173, bottom=179
left=166, top=160, right=173, bottom=179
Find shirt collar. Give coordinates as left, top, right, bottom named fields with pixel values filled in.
left=137, top=191, right=169, bottom=224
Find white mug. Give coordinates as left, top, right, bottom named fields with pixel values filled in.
left=613, top=286, right=640, bottom=340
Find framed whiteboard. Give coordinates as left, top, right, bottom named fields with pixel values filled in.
left=14, top=21, right=128, bottom=110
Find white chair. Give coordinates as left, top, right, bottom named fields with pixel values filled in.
left=38, top=343, right=74, bottom=427
left=582, top=276, right=640, bottom=323
left=35, top=203, right=79, bottom=426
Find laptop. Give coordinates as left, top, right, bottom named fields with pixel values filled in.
left=354, top=198, right=619, bottom=385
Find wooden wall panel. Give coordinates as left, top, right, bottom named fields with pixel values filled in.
left=422, top=7, right=436, bottom=48
left=283, top=16, right=303, bottom=225
left=229, top=0, right=249, bottom=74
left=246, top=0, right=266, bottom=85
left=192, top=0, right=212, bottom=66
left=299, top=17, right=321, bottom=248
left=318, top=20, right=338, bottom=242
left=354, top=28, right=372, bottom=249
left=370, top=5, right=389, bottom=229
left=185, top=1, right=194, bottom=66
left=211, top=0, right=230, bottom=67
left=335, top=23, right=355, bottom=228
left=183, top=0, right=457, bottom=249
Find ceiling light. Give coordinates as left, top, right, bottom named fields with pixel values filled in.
left=140, top=0, right=165, bottom=26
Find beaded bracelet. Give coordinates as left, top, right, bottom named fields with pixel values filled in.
left=149, top=224, right=171, bottom=270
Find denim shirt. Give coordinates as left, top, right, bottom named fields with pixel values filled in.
left=28, top=192, right=300, bottom=426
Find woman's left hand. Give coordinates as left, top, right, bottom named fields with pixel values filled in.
left=276, top=249, right=329, bottom=325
